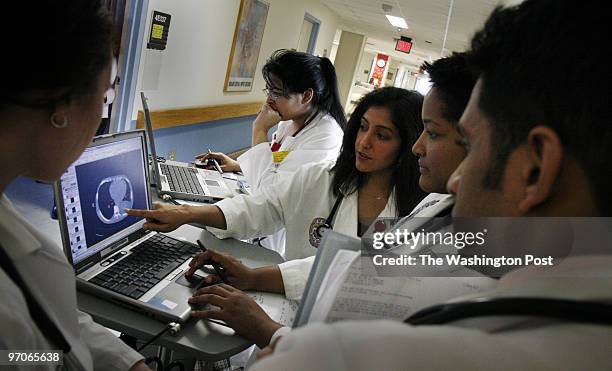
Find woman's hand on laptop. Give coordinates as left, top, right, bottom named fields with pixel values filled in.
left=195, top=151, right=241, bottom=173
left=189, top=283, right=282, bottom=348
left=125, top=203, right=193, bottom=232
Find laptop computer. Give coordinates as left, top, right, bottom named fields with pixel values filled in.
left=54, top=130, right=204, bottom=323
left=140, top=92, right=233, bottom=203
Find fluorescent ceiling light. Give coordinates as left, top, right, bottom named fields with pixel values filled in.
left=386, top=15, right=408, bottom=29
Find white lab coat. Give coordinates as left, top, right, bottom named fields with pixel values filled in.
left=214, top=161, right=398, bottom=299
left=275, top=193, right=454, bottom=301
left=251, top=255, right=612, bottom=371
left=237, top=113, right=343, bottom=190
left=0, top=196, right=144, bottom=371
left=403, top=192, right=454, bottom=219
left=236, top=113, right=343, bottom=257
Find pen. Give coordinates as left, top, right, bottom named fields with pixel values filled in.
left=207, top=148, right=224, bottom=174
left=161, top=194, right=181, bottom=205
left=196, top=240, right=230, bottom=284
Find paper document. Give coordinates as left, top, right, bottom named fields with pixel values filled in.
left=296, top=230, right=496, bottom=327
left=222, top=173, right=239, bottom=180
left=308, top=249, right=359, bottom=322
left=324, top=257, right=496, bottom=322
left=248, top=292, right=299, bottom=327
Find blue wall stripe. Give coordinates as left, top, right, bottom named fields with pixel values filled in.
left=144, top=115, right=259, bottom=163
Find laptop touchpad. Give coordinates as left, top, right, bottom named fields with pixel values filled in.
left=175, top=273, right=205, bottom=288
left=205, top=179, right=221, bottom=187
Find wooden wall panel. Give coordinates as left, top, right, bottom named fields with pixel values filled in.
left=136, top=101, right=262, bottom=129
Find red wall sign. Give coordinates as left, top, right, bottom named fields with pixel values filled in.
left=369, top=53, right=389, bottom=88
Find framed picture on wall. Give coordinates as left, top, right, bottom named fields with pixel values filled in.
left=224, top=0, right=270, bottom=92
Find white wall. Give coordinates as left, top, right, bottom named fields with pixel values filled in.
left=134, top=0, right=340, bottom=118
left=384, top=58, right=400, bottom=87
left=333, top=31, right=366, bottom=110
left=328, top=28, right=342, bottom=63
left=355, top=51, right=375, bottom=85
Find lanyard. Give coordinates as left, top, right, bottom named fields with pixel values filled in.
left=405, top=297, right=612, bottom=327
left=0, top=243, right=79, bottom=368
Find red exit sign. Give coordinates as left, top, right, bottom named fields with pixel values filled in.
left=395, top=39, right=412, bottom=54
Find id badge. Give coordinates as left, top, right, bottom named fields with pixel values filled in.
left=272, top=151, right=290, bottom=165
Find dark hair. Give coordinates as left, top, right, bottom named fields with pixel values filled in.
left=467, top=0, right=612, bottom=213
left=332, top=87, right=426, bottom=217
left=4, top=0, right=112, bottom=108
left=262, top=49, right=347, bottom=129
left=421, top=53, right=477, bottom=126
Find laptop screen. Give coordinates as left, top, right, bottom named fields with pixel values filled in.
left=58, top=134, right=150, bottom=265
left=140, top=92, right=161, bottom=187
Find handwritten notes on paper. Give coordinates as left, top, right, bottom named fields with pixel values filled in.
left=248, top=292, right=299, bottom=327
left=324, top=257, right=496, bottom=322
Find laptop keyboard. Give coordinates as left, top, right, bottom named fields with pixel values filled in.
left=160, top=164, right=205, bottom=195
left=89, top=234, right=200, bottom=300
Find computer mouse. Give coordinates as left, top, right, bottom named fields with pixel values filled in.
left=193, top=160, right=207, bottom=169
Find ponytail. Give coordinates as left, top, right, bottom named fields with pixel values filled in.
left=318, top=57, right=347, bottom=130
left=262, top=49, right=347, bottom=130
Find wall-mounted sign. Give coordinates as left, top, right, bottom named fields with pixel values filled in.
left=369, top=53, right=389, bottom=88
left=395, top=36, right=413, bottom=54
left=147, top=11, right=171, bottom=50
left=395, top=39, right=412, bottom=53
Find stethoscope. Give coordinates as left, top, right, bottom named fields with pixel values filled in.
left=308, top=195, right=344, bottom=248
left=405, top=297, right=612, bottom=327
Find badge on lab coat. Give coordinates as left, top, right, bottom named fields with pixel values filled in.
left=308, top=217, right=329, bottom=248
left=272, top=151, right=290, bottom=165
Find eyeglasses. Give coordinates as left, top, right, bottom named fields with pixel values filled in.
left=262, top=87, right=288, bottom=100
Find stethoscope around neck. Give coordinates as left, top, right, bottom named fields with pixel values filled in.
left=320, top=194, right=345, bottom=236
left=309, top=194, right=344, bottom=248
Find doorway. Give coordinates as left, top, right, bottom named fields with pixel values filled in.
left=297, top=13, right=321, bottom=54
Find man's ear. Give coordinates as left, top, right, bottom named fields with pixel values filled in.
left=518, top=126, right=563, bottom=213
left=301, top=88, right=314, bottom=105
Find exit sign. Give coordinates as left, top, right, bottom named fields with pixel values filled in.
left=395, top=38, right=413, bottom=54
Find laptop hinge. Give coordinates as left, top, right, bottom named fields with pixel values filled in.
left=77, top=229, right=153, bottom=275
left=77, top=261, right=96, bottom=275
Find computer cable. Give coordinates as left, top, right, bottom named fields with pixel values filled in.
left=137, top=317, right=232, bottom=354
left=143, top=356, right=185, bottom=371
left=165, top=361, right=186, bottom=371
left=144, top=356, right=163, bottom=370
left=137, top=322, right=182, bottom=352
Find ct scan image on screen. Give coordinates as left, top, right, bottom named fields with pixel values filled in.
left=75, top=149, right=148, bottom=248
